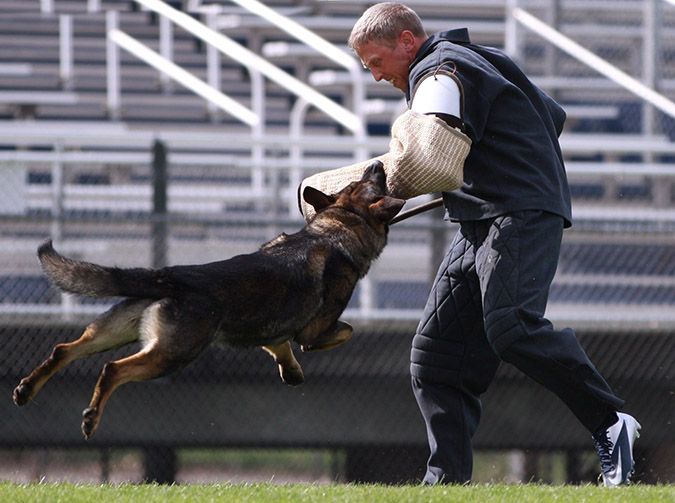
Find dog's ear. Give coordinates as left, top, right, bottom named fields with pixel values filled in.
left=369, top=196, right=405, bottom=222
left=303, top=186, right=336, bottom=212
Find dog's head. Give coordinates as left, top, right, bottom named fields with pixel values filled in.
left=303, top=161, right=405, bottom=227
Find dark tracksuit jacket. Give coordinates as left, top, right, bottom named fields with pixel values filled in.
left=406, top=28, right=572, bottom=226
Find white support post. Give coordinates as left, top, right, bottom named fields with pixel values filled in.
left=59, top=15, right=74, bottom=90
left=50, top=143, right=64, bottom=248
left=250, top=70, right=265, bottom=205
left=290, top=98, right=310, bottom=220
left=360, top=276, right=374, bottom=316
left=40, top=0, right=53, bottom=14
left=49, top=142, right=75, bottom=320
left=643, top=0, right=660, bottom=138
left=106, top=10, right=121, bottom=120
left=205, top=9, right=221, bottom=119
left=504, top=0, right=520, bottom=61
left=159, top=15, right=174, bottom=92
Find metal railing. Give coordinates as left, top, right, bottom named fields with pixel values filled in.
left=506, top=0, right=675, bottom=139
left=216, top=0, right=369, bottom=202
left=0, top=123, right=673, bottom=325
left=129, top=0, right=363, bottom=134
left=106, top=0, right=367, bottom=213
left=3, top=0, right=672, bottom=326
left=507, top=0, right=675, bottom=120
left=106, top=13, right=259, bottom=127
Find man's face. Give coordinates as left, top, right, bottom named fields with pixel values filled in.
left=356, top=36, right=414, bottom=92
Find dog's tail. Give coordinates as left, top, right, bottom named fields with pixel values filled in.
left=37, top=239, right=176, bottom=299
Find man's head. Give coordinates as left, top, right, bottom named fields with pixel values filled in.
left=348, top=2, right=427, bottom=92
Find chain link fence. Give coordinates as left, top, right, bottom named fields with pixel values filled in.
left=0, top=146, right=672, bottom=483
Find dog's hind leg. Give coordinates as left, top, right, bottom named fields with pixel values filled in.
left=81, top=298, right=216, bottom=439
left=81, top=343, right=170, bottom=440
left=262, top=341, right=304, bottom=386
left=13, top=298, right=152, bottom=407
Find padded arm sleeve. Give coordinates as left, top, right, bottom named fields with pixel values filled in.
left=299, top=110, right=471, bottom=220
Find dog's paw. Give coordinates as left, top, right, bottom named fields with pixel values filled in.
left=13, top=381, right=33, bottom=406
left=300, top=322, right=353, bottom=352
left=279, top=364, right=304, bottom=386
left=81, top=407, right=99, bottom=440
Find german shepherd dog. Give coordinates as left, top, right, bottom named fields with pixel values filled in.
left=13, top=161, right=404, bottom=440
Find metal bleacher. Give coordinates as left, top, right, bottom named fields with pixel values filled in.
left=1, top=0, right=673, bottom=328
left=0, top=0, right=673, bottom=484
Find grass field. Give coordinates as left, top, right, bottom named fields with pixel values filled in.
left=1, top=482, right=673, bottom=503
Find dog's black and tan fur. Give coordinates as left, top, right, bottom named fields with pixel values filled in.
left=12, top=161, right=404, bottom=440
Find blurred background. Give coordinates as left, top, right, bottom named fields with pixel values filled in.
left=0, top=0, right=673, bottom=485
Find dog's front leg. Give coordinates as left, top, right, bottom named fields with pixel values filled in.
left=262, top=341, right=304, bottom=386
left=299, top=320, right=353, bottom=352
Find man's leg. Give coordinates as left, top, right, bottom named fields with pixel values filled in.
left=477, top=211, right=624, bottom=433
left=411, top=223, right=501, bottom=484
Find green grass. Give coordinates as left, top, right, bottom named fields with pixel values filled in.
left=0, top=482, right=673, bottom=503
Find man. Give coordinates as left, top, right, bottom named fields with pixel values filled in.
left=301, top=2, right=641, bottom=486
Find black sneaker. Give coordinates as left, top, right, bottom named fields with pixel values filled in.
left=593, top=412, right=641, bottom=486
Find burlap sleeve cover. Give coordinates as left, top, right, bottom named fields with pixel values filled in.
left=299, top=110, right=471, bottom=220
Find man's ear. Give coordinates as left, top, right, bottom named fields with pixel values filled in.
left=369, top=196, right=405, bottom=222
left=399, top=30, right=417, bottom=53
left=303, top=186, right=335, bottom=212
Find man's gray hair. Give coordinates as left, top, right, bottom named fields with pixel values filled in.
left=348, top=2, right=426, bottom=51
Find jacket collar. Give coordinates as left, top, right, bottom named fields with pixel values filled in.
left=410, top=28, right=471, bottom=68
left=407, top=28, right=470, bottom=100
left=436, top=28, right=471, bottom=44
left=414, top=28, right=471, bottom=62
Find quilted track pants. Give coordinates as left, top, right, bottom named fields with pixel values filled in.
left=410, top=210, right=624, bottom=484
